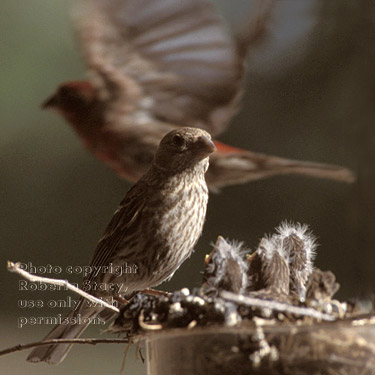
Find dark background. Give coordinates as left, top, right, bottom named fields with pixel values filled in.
left=1, top=0, right=374, bottom=373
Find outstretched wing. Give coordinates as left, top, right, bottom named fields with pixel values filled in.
left=73, top=0, right=244, bottom=136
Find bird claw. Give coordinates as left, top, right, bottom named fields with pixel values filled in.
left=141, top=288, right=172, bottom=297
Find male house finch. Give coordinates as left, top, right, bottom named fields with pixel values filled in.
left=27, top=127, right=215, bottom=364
left=44, top=0, right=354, bottom=190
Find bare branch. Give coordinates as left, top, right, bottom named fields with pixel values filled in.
left=220, top=290, right=336, bottom=321
left=0, top=338, right=129, bottom=357
left=7, top=261, right=119, bottom=313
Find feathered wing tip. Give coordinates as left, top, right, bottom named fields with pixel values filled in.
left=203, top=236, right=249, bottom=294
left=235, top=0, right=275, bottom=58
left=71, top=0, right=244, bottom=136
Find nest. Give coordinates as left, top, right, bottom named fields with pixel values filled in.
left=110, top=223, right=375, bottom=375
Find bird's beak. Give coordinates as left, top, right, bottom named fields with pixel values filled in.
left=41, top=94, right=58, bottom=109
left=195, top=135, right=216, bottom=155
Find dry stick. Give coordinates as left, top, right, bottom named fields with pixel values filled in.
left=7, top=261, right=119, bottom=313
left=0, top=338, right=129, bottom=357
left=221, top=291, right=336, bottom=321
left=3, top=262, right=127, bottom=358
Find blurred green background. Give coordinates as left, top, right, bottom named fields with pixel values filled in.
left=1, top=0, right=374, bottom=373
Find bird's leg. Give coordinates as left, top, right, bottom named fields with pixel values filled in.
left=141, top=288, right=172, bottom=297
left=113, top=296, right=129, bottom=305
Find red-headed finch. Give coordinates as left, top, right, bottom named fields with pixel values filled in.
left=43, top=0, right=354, bottom=190
left=27, top=127, right=215, bottom=364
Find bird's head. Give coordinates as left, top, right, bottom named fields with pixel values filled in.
left=154, top=127, right=216, bottom=174
left=42, top=81, right=98, bottom=125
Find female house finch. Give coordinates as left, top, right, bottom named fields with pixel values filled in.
left=43, top=0, right=354, bottom=190
left=27, top=127, right=216, bottom=364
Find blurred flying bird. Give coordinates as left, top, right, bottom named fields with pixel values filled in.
left=43, top=0, right=354, bottom=189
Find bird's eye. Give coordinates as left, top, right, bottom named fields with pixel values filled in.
left=172, top=134, right=185, bottom=147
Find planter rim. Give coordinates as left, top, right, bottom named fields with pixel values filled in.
left=132, top=317, right=375, bottom=343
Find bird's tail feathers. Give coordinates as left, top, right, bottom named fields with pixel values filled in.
left=26, top=305, right=106, bottom=365
left=208, top=145, right=355, bottom=189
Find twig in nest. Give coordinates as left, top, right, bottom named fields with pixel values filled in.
left=135, top=343, right=145, bottom=363
left=138, top=310, right=163, bottom=331
left=221, top=291, right=335, bottom=321
left=0, top=338, right=129, bottom=357
left=120, top=342, right=132, bottom=373
left=7, top=261, right=119, bottom=313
